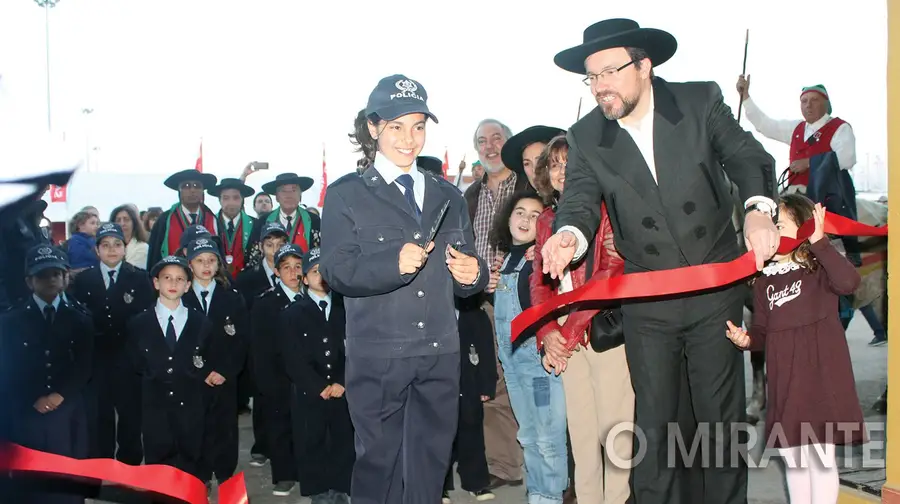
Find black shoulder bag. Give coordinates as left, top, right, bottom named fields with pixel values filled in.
left=583, top=235, right=624, bottom=353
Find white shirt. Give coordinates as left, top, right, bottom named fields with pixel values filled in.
left=306, top=290, right=332, bottom=321
left=374, top=152, right=426, bottom=211
left=280, top=282, right=302, bottom=302
left=155, top=300, right=188, bottom=341
left=742, top=97, right=856, bottom=170
left=100, top=261, right=123, bottom=289
left=263, top=260, right=277, bottom=287
left=560, top=88, right=777, bottom=261
left=33, top=294, right=61, bottom=318
left=279, top=209, right=299, bottom=230
left=182, top=205, right=202, bottom=223
left=192, top=280, right=217, bottom=313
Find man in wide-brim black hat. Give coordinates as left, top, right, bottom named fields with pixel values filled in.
left=208, top=178, right=257, bottom=275
left=500, top=125, right=565, bottom=189
left=147, top=169, right=220, bottom=268
left=246, top=172, right=320, bottom=259
left=539, top=18, right=779, bottom=504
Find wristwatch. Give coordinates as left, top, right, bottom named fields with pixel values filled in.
left=745, top=200, right=775, bottom=217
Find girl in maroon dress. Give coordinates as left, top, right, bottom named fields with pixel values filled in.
left=725, top=194, right=864, bottom=504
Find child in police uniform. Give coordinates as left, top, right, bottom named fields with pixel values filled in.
left=182, top=238, right=249, bottom=488
left=70, top=223, right=154, bottom=464
left=251, top=243, right=305, bottom=496
left=126, top=255, right=212, bottom=479
left=0, top=244, right=93, bottom=504
left=279, top=247, right=354, bottom=504
left=235, top=221, right=290, bottom=468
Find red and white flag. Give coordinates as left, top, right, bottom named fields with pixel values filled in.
left=50, top=184, right=67, bottom=202
left=318, top=144, right=327, bottom=207
left=194, top=139, right=203, bottom=172
left=442, top=149, right=450, bottom=179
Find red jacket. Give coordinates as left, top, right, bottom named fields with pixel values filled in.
left=530, top=202, right=624, bottom=351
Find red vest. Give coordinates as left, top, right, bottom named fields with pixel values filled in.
left=786, top=117, right=846, bottom=187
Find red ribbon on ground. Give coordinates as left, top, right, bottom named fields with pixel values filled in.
left=0, top=442, right=248, bottom=504
left=511, top=212, right=888, bottom=342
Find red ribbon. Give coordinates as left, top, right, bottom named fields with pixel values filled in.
left=0, top=442, right=248, bottom=504
left=511, top=212, right=888, bottom=341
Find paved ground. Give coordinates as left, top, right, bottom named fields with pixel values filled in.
left=93, top=313, right=888, bottom=503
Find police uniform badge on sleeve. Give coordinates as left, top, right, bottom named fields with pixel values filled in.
left=468, top=344, right=479, bottom=366
left=224, top=316, right=236, bottom=336
left=123, top=291, right=134, bottom=304
left=193, top=354, right=205, bottom=369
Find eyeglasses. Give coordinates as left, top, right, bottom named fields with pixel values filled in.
left=582, top=60, right=636, bottom=86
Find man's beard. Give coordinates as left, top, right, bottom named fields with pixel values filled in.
left=596, top=91, right=640, bottom=121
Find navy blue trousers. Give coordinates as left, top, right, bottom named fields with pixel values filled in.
left=346, top=353, right=459, bottom=504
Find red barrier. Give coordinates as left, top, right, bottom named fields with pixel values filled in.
left=0, top=442, right=248, bottom=504
left=511, top=212, right=888, bottom=341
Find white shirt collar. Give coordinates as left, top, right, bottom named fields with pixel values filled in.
left=280, top=281, right=302, bottom=301
left=33, top=293, right=61, bottom=312
left=806, top=114, right=832, bottom=132
left=222, top=213, right=241, bottom=227
left=306, top=289, right=331, bottom=306
left=374, top=152, right=425, bottom=188
left=155, top=299, right=187, bottom=321
left=100, top=261, right=122, bottom=277
left=262, top=260, right=277, bottom=286
left=279, top=208, right=298, bottom=220
left=182, top=205, right=201, bottom=217
left=617, top=86, right=655, bottom=133
left=192, top=279, right=217, bottom=299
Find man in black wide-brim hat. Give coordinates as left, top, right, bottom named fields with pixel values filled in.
left=147, top=169, right=220, bottom=268
left=245, top=173, right=320, bottom=257
left=208, top=178, right=257, bottom=275
left=539, top=18, right=779, bottom=504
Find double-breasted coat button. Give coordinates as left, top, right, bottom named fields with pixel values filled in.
left=378, top=235, right=385, bottom=242
left=168, top=391, right=174, bottom=397
left=46, top=363, right=51, bottom=368
left=44, top=350, right=50, bottom=356
left=416, top=321, right=425, bottom=329
left=432, top=342, right=439, bottom=348
left=325, top=350, right=331, bottom=357
left=326, top=364, right=332, bottom=369
left=413, top=232, right=422, bottom=240
left=417, top=291, right=425, bottom=298
left=322, top=338, right=328, bottom=343
left=168, top=356, right=173, bottom=361
left=167, top=368, right=173, bottom=374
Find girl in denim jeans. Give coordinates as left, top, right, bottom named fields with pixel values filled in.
left=488, top=190, right=568, bottom=504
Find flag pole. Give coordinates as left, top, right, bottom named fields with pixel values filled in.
left=737, top=29, right=749, bottom=122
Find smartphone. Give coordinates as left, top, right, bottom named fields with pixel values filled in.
left=251, top=161, right=269, bottom=171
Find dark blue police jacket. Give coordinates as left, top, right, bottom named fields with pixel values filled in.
left=320, top=165, right=489, bottom=359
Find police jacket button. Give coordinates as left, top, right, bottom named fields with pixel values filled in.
left=414, top=232, right=422, bottom=240
left=322, top=337, right=328, bottom=343
left=416, top=321, right=425, bottom=329
left=325, top=350, right=331, bottom=357
left=167, top=368, right=173, bottom=374
left=168, top=391, right=174, bottom=397
left=417, top=291, right=425, bottom=298
left=377, top=235, right=385, bottom=242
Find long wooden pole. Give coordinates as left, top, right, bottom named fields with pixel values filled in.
left=737, top=29, right=749, bottom=122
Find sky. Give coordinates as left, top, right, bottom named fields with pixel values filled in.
left=0, top=0, right=889, bottom=213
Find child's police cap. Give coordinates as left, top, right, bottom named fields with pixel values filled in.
left=179, top=224, right=213, bottom=249
left=25, top=244, right=69, bottom=276
left=96, top=222, right=125, bottom=245
left=186, top=238, right=221, bottom=262
left=274, top=244, right=304, bottom=268
left=365, top=74, right=438, bottom=124
left=261, top=222, right=289, bottom=241
left=302, top=247, right=321, bottom=276
left=150, top=255, right=193, bottom=281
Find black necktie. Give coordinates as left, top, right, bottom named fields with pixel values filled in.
left=319, top=300, right=328, bottom=320
left=44, top=305, right=55, bottom=325
left=270, top=273, right=277, bottom=286
left=227, top=221, right=235, bottom=240
left=107, top=270, right=116, bottom=290
left=396, top=174, right=421, bottom=221
left=201, top=291, right=209, bottom=314
left=293, top=294, right=302, bottom=303
left=285, top=215, right=293, bottom=232
left=165, top=315, right=177, bottom=350
left=189, top=213, right=198, bottom=225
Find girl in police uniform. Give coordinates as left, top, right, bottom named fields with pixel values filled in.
left=182, top=239, right=249, bottom=488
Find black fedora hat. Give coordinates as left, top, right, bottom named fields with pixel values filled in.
left=208, top=177, right=254, bottom=198
left=261, top=173, right=315, bottom=194
left=501, top=126, right=565, bottom=177
left=416, top=156, right=444, bottom=177
left=554, top=18, right=677, bottom=74
left=164, top=169, right=218, bottom=191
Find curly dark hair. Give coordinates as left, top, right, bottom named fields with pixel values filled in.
left=779, top=193, right=819, bottom=272
left=489, top=189, right=544, bottom=254
left=533, top=134, right=568, bottom=205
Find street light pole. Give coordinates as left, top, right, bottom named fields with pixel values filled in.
left=34, top=0, right=60, bottom=132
